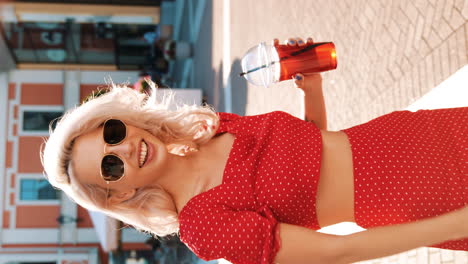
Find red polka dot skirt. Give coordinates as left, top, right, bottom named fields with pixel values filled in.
left=343, top=107, right=467, bottom=250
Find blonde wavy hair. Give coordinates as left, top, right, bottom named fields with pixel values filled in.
left=41, top=82, right=219, bottom=236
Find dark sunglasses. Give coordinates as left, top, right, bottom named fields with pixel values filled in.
left=101, top=119, right=127, bottom=183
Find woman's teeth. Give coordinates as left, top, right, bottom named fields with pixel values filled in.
left=139, top=141, right=148, bottom=167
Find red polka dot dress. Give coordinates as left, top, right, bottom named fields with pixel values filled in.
left=343, top=107, right=467, bottom=250
left=179, top=111, right=323, bottom=264
left=179, top=108, right=467, bottom=264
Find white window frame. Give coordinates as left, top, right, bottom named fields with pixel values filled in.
left=16, top=174, right=60, bottom=205
left=0, top=253, right=58, bottom=264
left=18, top=105, right=64, bottom=136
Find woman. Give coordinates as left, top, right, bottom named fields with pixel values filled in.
left=42, top=38, right=467, bottom=264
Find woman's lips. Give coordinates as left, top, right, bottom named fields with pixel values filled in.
left=138, top=140, right=148, bottom=168
left=144, top=140, right=154, bottom=167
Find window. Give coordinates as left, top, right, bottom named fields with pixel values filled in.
left=22, top=111, right=62, bottom=132
left=19, top=262, right=56, bottom=264
left=20, top=179, right=59, bottom=200
left=2, top=20, right=158, bottom=70
left=8, top=262, right=56, bottom=264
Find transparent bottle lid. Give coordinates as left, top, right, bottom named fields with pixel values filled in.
left=240, top=42, right=280, bottom=88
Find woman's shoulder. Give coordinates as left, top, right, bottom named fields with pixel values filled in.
left=217, top=110, right=294, bottom=120
left=216, top=111, right=308, bottom=134
left=216, top=112, right=240, bottom=120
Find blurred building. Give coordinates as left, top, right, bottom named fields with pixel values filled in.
left=1, top=0, right=165, bottom=71
left=0, top=1, right=181, bottom=264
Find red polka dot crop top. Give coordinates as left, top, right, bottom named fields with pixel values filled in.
left=179, top=111, right=322, bottom=264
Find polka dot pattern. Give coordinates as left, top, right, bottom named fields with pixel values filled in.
left=179, top=111, right=322, bottom=264
left=343, top=107, right=468, bottom=250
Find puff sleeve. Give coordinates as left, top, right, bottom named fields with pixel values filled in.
left=179, top=204, right=281, bottom=264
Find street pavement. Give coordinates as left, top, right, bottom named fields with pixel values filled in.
left=173, top=0, right=468, bottom=263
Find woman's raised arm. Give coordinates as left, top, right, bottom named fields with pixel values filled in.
left=275, top=206, right=467, bottom=264
left=273, top=38, right=327, bottom=130
left=293, top=72, right=327, bottom=130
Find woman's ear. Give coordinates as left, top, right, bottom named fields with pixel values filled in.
left=108, top=189, right=136, bottom=205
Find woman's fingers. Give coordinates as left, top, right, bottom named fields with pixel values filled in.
left=285, top=37, right=296, bottom=45
left=286, top=37, right=305, bottom=46
left=284, top=37, right=311, bottom=46
left=292, top=73, right=323, bottom=92
left=272, top=38, right=279, bottom=46
left=292, top=73, right=305, bottom=89
left=296, top=37, right=306, bottom=46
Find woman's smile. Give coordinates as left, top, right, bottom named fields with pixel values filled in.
left=139, top=140, right=148, bottom=167
left=140, top=139, right=155, bottom=168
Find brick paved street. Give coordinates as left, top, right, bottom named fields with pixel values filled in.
left=188, top=0, right=468, bottom=263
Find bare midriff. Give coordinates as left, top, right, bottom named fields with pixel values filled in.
left=316, top=130, right=355, bottom=227
left=195, top=130, right=355, bottom=228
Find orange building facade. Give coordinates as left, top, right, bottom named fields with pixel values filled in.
left=0, top=69, right=150, bottom=264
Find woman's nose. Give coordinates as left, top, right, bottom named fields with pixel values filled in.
left=105, top=141, right=135, bottom=160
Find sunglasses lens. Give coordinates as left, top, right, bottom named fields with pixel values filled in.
left=101, top=155, right=124, bottom=181
left=103, top=119, right=126, bottom=145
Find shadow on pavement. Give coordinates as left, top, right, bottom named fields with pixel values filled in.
left=229, top=58, right=247, bottom=115
left=192, top=0, right=215, bottom=104
left=188, top=0, right=248, bottom=115
left=214, top=62, right=225, bottom=112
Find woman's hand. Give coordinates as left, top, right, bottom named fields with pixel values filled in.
left=273, top=37, right=327, bottom=129
left=272, top=37, right=323, bottom=92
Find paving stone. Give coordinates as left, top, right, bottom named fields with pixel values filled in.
left=432, top=45, right=444, bottom=85
left=439, top=40, right=451, bottom=80
left=419, top=37, right=433, bottom=58
left=414, top=0, right=430, bottom=14
left=434, top=0, right=448, bottom=28
left=403, top=1, right=420, bottom=23
left=448, top=7, right=465, bottom=30
left=413, top=14, right=426, bottom=50
left=404, top=23, right=417, bottom=57
left=417, top=248, right=430, bottom=263
left=447, top=30, right=459, bottom=73
left=461, top=0, right=468, bottom=19
left=427, top=28, right=444, bottom=49
left=417, top=60, right=428, bottom=95
left=443, top=0, right=455, bottom=19
left=407, top=256, right=418, bottom=264
left=436, top=16, right=456, bottom=39
left=389, top=62, right=404, bottom=81
left=395, top=253, right=409, bottom=264
left=423, top=4, right=437, bottom=39
left=401, top=55, right=413, bottom=73
left=408, top=249, right=418, bottom=257
left=455, top=25, right=467, bottom=65
left=403, top=73, right=417, bottom=105
left=453, top=251, right=468, bottom=264
left=364, top=4, right=376, bottom=23
left=453, top=0, right=465, bottom=10
left=430, top=250, right=442, bottom=264
left=441, top=249, right=455, bottom=262
left=384, top=37, right=396, bottom=68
